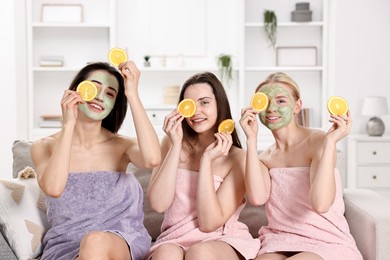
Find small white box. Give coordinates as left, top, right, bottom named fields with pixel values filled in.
left=41, top=4, right=83, bottom=23
left=276, top=46, right=317, bottom=66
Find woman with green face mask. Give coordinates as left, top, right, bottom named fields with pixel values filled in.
left=239, top=72, right=362, bottom=260
left=31, top=61, right=161, bottom=260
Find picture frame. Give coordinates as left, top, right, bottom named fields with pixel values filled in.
left=41, top=4, right=83, bottom=23
left=276, top=46, right=317, bottom=66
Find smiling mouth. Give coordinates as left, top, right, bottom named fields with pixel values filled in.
left=88, top=102, right=104, bottom=111
left=266, top=115, right=280, bottom=122
left=191, top=118, right=206, bottom=123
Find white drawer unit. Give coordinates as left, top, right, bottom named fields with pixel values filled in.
left=145, top=107, right=174, bottom=140
left=347, top=135, right=390, bottom=198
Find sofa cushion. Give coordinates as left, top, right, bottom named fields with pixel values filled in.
left=0, top=167, right=49, bottom=259
left=128, top=163, right=164, bottom=241
left=12, top=140, right=35, bottom=178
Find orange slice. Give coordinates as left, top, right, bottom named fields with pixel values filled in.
left=327, top=96, right=348, bottom=116
left=108, top=47, right=127, bottom=66
left=218, top=119, right=235, bottom=134
left=177, top=98, right=196, bottom=118
left=251, top=92, right=269, bottom=112
left=76, top=80, right=98, bottom=101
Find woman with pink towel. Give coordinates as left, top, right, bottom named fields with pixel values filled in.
left=147, top=72, right=260, bottom=259
left=240, top=72, right=363, bottom=260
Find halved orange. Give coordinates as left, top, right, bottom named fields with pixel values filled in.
left=327, top=96, right=348, bottom=116
left=76, top=80, right=98, bottom=101
left=108, top=47, right=127, bottom=66
left=177, top=99, right=196, bottom=118
left=218, top=119, right=235, bottom=134
left=251, top=92, right=269, bottom=112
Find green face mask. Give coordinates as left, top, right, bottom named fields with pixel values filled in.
left=258, top=84, right=295, bottom=130
left=78, top=71, right=119, bottom=121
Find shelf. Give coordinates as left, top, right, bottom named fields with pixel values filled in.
left=245, top=21, right=324, bottom=27
left=33, top=67, right=80, bottom=72
left=244, top=66, right=323, bottom=71
left=32, top=67, right=234, bottom=73
left=140, top=67, right=220, bottom=72
left=32, top=23, right=111, bottom=28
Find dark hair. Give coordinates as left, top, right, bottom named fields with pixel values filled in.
left=68, top=62, right=127, bottom=133
left=178, top=72, right=242, bottom=151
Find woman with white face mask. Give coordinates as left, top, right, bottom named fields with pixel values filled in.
left=240, top=72, right=362, bottom=260
left=31, top=61, right=161, bottom=260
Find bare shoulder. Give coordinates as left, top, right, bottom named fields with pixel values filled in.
left=306, top=128, right=326, bottom=148
left=31, top=134, right=57, bottom=154
left=30, top=134, right=59, bottom=166
left=228, top=146, right=246, bottom=167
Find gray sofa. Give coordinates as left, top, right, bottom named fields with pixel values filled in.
left=1, top=140, right=390, bottom=260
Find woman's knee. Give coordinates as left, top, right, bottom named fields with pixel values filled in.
left=152, top=243, right=184, bottom=260
left=186, top=241, right=241, bottom=260
left=78, top=231, right=126, bottom=259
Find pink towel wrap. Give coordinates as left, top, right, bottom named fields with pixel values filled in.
left=258, top=167, right=362, bottom=260
left=148, top=169, right=260, bottom=259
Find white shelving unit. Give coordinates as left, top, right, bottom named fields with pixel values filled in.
left=25, top=0, right=329, bottom=144
left=26, top=0, right=116, bottom=140
left=238, top=0, right=329, bottom=148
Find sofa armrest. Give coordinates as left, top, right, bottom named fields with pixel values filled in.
left=343, top=188, right=390, bottom=260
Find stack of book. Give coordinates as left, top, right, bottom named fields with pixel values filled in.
left=39, top=114, right=62, bottom=128
left=39, top=56, right=64, bottom=67
left=296, top=108, right=310, bottom=127
left=163, top=85, right=180, bottom=105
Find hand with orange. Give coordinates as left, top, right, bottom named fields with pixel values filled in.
left=60, top=89, right=85, bottom=129
left=240, top=92, right=269, bottom=140
left=201, top=119, right=235, bottom=160
left=163, top=110, right=184, bottom=146
left=118, top=61, right=140, bottom=99
left=203, top=131, right=233, bottom=160
left=326, top=96, right=351, bottom=142
left=108, top=47, right=140, bottom=98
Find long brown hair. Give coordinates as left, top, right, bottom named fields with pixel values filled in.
left=178, top=72, right=242, bottom=152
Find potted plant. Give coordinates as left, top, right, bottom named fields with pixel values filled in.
left=216, top=54, right=233, bottom=87
left=263, top=9, right=277, bottom=48
left=144, top=55, right=151, bottom=67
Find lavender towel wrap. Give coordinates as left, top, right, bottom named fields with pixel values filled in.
left=41, top=171, right=151, bottom=260
left=258, top=167, right=362, bottom=260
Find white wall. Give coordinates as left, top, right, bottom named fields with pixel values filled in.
left=1, top=0, right=390, bottom=179
left=331, top=0, right=390, bottom=135
left=0, top=1, right=18, bottom=178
